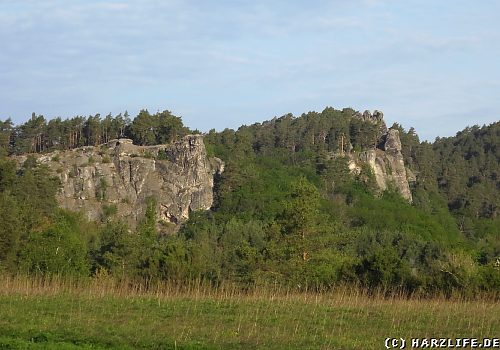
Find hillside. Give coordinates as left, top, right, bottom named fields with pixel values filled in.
left=0, top=107, right=499, bottom=295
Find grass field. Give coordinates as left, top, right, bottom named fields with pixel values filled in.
left=0, top=276, right=499, bottom=349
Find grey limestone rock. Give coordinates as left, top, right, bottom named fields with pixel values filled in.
left=383, top=129, right=403, bottom=153
left=22, top=135, right=223, bottom=233
left=353, top=109, right=388, bottom=137
left=348, top=114, right=413, bottom=202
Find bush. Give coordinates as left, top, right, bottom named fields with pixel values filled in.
left=19, top=213, right=89, bottom=277
left=95, top=178, right=108, bottom=202
left=102, top=155, right=111, bottom=163
left=157, top=149, right=169, bottom=160
left=102, top=204, right=117, bottom=220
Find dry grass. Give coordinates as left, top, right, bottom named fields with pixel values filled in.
left=0, top=275, right=499, bottom=349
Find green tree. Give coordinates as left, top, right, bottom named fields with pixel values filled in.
left=156, top=110, right=188, bottom=144
left=19, top=212, right=89, bottom=277
left=280, top=177, right=321, bottom=262
left=129, top=110, right=157, bottom=145
left=138, top=196, right=158, bottom=238
left=0, top=157, right=16, bottom=192
left=12, top=113, right=47, bottom=154
left=0, top=118, right=14, bottom=156
left=83, top=114, right=102, bottom=146
left=0, top=194, right=22, bottom=271
left=91, top=221, right=132, bottom=277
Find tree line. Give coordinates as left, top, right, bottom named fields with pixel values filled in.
left=0, top=109, right=192, bottom=156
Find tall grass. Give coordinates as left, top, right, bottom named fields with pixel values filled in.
left=1, top=273, right=498, bottom=301
left=0, top=274, right=499, bottom=349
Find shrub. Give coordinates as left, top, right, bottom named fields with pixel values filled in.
left=157, top=149, right=169, bottom=160
left=96, top=178, right=108, bottom=202
left=19, top=213, right=89, bottom=277
left=102, top=204, right=118, bottom=220
left=69, top=164, right=78, bottom=178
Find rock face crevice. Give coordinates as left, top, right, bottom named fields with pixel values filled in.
left=19, top=135, right=223, bottom=233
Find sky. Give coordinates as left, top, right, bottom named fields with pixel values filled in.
left=1, top=0, right=499, bottom=141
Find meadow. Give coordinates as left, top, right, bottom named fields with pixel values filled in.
left=0, top=276, right=499, bottom=349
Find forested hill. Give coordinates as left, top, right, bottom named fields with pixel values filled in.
left=434, top=123, right=499, bottom=221
left=0, top=107, right=498, bottom=296
left=205, top=108, right=498, bottom=222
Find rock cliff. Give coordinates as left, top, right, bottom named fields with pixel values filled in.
left=348, top=111, right=413, bottom=202
left=17, top=135, right=223, bottom=233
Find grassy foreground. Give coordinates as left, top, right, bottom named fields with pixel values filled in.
left=0, top=276, right=499, bottom=349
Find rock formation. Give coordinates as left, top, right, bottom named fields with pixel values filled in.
left=353, top=109, right=388, bottom=137
left=348, top=113, right=413, bottom=202
left=17, top=135, right=223, bottom=233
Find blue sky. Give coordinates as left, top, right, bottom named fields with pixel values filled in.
left=1, top=0, right=499, bottom=140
